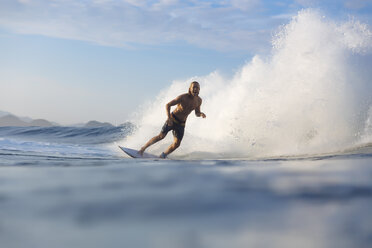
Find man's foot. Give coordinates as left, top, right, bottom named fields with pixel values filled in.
left=138, top=148, right=145, bottom=157
left=159, top=152, right=167, bottom=159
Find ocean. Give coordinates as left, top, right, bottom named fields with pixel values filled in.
left=1, top=9, right=372, bottom=248
left=0, top=125, right=372, bottom=248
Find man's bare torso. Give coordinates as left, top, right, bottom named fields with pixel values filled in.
left=172, top=93, right=202, bottom=122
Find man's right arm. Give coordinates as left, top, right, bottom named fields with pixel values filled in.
left=165, top=95, right=182, bottom=119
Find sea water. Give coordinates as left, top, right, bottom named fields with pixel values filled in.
left=1, top=9, right=372, bottom=248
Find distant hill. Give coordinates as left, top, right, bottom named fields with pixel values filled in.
left=0, top=110, right=11, bottom=117
left=0, top=115, right=29, bottom=127
left=0, top=110, right=119, bottom=128
left=0, top=115, right=55, bottom=127
left=0, top=111, right=33, bottom=122
left=84, top=120, right=114, bottom=128
left=29, top=119, right=54, bottom=127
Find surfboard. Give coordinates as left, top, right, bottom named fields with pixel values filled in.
left=118, top=146, right=158, bottom=159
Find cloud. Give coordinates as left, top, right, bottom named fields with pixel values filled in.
left=294, top=0, right=372, bottom=10
left=0, top=1, right=370, bottom=52
left=293, top=0, right=320, bottom=7
left=0, top=0, right=278, bottom=51
left=152, top=0, right=179, bottom=10
left=230, top=0, right=261, bottom=11
left=344, top=0, right=372, bottom=9
left=17, top=0, right=31, bottom=4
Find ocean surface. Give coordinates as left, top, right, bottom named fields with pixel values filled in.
left=0, top=125, right=372, bottom=248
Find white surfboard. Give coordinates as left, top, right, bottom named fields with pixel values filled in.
left=118, top=146, right=158, bottom=159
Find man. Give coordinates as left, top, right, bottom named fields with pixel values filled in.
left=139, top=81, right=206, bottom=158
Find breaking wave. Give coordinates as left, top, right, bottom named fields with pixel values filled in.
left=124, top=9, right=372, bottom=159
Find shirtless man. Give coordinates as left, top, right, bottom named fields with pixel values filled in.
left=139, top=81, right=206, bottom=158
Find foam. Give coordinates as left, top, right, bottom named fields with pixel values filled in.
left=124, top=9, right=372, bottom=158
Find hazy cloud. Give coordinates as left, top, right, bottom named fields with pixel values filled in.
left=0, top=0, right=283, bottom=51
left=229, top=0, right=261, bottom=11
left=344, top=0, right=372, bottom=9
left=1, top=0, right=369, bottom=51
left=293, top=0, right=320, bottom=7
left=294, top=0, right=372, bottom=10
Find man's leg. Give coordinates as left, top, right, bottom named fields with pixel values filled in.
left=139, top=132, right=166, bottom=155
left=162, top=136, right=181, bottom=157
left=160, top=124, right=184, bottom=158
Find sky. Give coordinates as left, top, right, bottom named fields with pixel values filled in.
left=1, top=0, right=372, bottom=125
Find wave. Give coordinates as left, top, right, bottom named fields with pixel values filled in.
left=123, top=9, right=372, bottom=159
left=0, top=124, right=135, bottom=159
left=0, top=138, right=119, bottom=159
left=0, top=123, right=134, bottom=145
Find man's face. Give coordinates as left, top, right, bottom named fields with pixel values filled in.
left=191, top=83, right=200, bottom=96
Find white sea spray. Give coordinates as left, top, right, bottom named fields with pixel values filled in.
left=124, top=9, right=372, bottom=158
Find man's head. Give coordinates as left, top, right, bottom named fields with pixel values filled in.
left=188, top=81, right=200, bottom=96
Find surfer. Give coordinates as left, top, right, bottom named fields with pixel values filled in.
left=139, top=81, right=206, bottom=158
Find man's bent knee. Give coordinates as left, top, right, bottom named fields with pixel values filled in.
left=174, top=139, right=181, bottom=148
left=158, top=133, right=166, bottom=139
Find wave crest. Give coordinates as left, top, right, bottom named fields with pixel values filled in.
left=125, top=9, right=372, bottom=159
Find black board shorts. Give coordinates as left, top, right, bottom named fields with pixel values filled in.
left=161, top=114, right=185, bottom=141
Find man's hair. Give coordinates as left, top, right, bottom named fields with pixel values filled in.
left=188, top=81, right=200, bottom=95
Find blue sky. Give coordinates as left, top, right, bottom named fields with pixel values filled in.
left=0, top=0, right=371, bottom=125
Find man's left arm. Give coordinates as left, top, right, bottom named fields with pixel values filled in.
left=195, top=99, right=206, bottom=118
